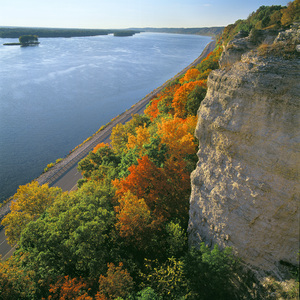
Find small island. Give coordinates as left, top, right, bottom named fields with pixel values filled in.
left=3, top=35, right=40, bottom=46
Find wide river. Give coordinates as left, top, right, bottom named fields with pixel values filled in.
left=0, top=32, right=211, bottom=202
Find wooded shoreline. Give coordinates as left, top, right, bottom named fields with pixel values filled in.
left=0, top=41, right=216, bottom=262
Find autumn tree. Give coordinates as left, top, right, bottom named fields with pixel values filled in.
left=144, top=97, right=161, bottom=121
left=0, top=254, right=36, bottom=300
left=1, top=181, right=62, bottom=246
left=145, top=84, right=180, bottom=120
left=197, top=47, right=222, bottom=74
left=172, top=80, right=206, bottom=118
left=77, top=143, right=120, bottom=184
left=157, top=116, right=197, bottom=159
left=281, top=0, right=300, bottom=26
left=95, top=263, right=133, bottom=300
left=126, top=124, right=151, bottom=156
left=113, top=154, right=191, bottom=225
left=115, top=191, right=152, bottom=239
left=114, top=191, right=165, bottom=254
left=18, top=182, right=116, bottom=285
left=179, top=67, right=201, bottom=83
left=47, top=276, right=92, bottom=300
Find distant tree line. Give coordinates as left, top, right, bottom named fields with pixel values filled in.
left=114, top=30, right=137, bottom=37
left=0, top=27, right=140, bottom=38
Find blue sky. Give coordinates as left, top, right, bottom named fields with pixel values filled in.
left=0, top=0, right=290, bottom=29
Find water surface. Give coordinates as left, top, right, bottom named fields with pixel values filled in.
left=0, top=33, right=211, bottom=201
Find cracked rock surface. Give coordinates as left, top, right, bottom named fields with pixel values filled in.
left=188, top=27, right=300, bottom=279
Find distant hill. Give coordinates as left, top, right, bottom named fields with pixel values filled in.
left=129, top=27, right=225, bottom=36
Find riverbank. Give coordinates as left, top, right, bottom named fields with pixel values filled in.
left=0, top=40, right=216, bottom=260
left=0, top=39, right=215, bottom=217
left=36, top=39, right=216, bottom=187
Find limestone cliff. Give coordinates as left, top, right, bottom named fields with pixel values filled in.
left=188, top=26, right=300, bottom=279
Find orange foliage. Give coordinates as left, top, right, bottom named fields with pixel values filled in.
left=172, top=80, right=207, bottom=118
left=144, top=97, right=160, bottom=121
left=159, top=83, right=180, bottom=98
left=113, top=156, right=163, bottom=212
left=96, top=263, right=133, bottom=300
left=202, top=51, right=213, bottom=62
left=180, top=68, right=201, bottom=83
left=157, top=116, right=197, bottom=159
left=145, top=84, right=180, bottom=120
left=92, top=142, right=110, bottom=153
left=48, top=276, right=92, bottom=300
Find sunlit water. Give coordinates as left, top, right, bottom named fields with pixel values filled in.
left=0, top=32, right=211, bottom=202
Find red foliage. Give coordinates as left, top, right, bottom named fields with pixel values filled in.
left=113, top=155, right=191, bottom=222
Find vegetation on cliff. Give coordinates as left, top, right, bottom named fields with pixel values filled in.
left=1, top=1, right=299, bottom=299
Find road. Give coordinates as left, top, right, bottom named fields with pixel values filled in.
left=0, top=40, right=216, bottom=260
left=50, top=94, right=148, bottom=191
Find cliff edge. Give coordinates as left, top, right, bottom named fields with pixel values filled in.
left=188, top=25, right=300, bottom=279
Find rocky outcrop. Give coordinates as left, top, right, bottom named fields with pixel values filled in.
left=188, top=27, right=300, bottom=279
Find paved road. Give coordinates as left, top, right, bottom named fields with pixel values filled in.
left=51, top=93, right=149, bottom=191
left=0, top=40, right=216, bottom=260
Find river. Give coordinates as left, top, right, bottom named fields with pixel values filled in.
left=0, top=32, right=211, bottom=202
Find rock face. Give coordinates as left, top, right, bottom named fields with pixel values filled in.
left=188, top=27, right=300, bottom=279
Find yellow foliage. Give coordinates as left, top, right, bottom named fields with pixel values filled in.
left=126, top=125, right=150, bottom=155
left=1, top=181, right=62, bottom=246
left=179, top=67, right=201, bottom=83
left=157, top=116, right=197, bottom=159
left=115, top=191, right=152, bottom=239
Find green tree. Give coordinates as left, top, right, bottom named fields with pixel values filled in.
left=18, top=182, right=117, bottom=292
left=183, top=244, right=240, bottom=300
left=136, top=287, right=162, bottom=300
left=185, top=85, right=207, bottom=117
left=77, top=143, right=120, bottom=181
left=19, top=35, right=38, bottom=45
left=1, top=181, right=62, bottom=246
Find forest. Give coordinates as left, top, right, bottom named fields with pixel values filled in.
left=0, top=1, right=299, bottom=299
left=0, top=28, right=139, bottom=39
